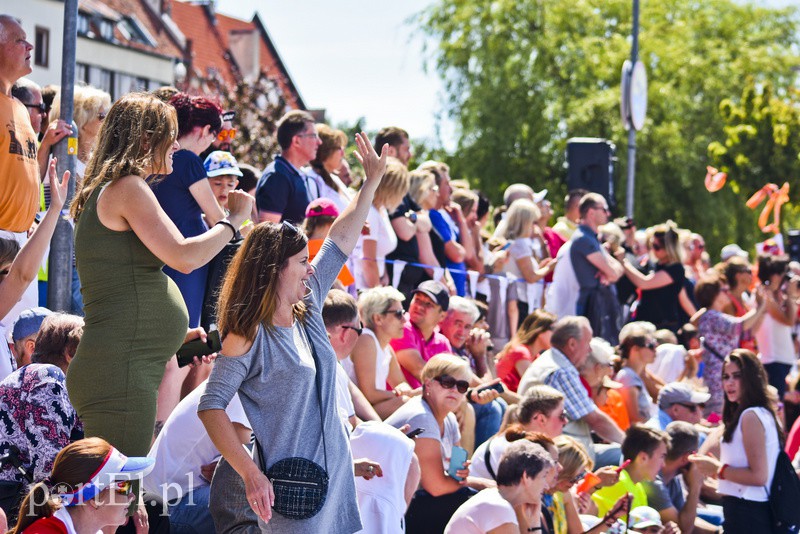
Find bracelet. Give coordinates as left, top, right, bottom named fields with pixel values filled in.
left=527, top=527, right=543, bottom=533
left=466, top=390, right=474, bottom=403
left=215, top=219, right=237, bottom=237
left=718, top=463, right=729, bottom=480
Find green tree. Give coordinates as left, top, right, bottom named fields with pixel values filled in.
left=709, top=79, right=800, bottom=250
left=220, top=72, right=287, bottom=170
left=417, top=0, right=800, bottom=254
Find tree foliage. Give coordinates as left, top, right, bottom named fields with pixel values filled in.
left=418, top=0, right=800, bottom=254
left=708, top=79, right=800, bottom=248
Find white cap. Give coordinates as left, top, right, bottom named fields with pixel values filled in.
left=721, top=243, right=748, bottom=262
left=629, top=506, right=663, bottom=528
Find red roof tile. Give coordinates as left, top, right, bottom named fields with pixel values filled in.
left=169, top=1, right=238, bottom=86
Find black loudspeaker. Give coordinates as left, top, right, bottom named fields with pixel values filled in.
left=788, top=229, right=800, bottom=263
left=566, top=138, right=617, bottom=208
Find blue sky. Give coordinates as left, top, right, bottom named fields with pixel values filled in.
left=216, top=0, right=452, bottom=147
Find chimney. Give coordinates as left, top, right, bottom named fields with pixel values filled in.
left=161, top=0, right=172, bottom=15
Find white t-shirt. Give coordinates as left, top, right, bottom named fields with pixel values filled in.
left=336, top=362, right=355, bottom=430
left=470, top=434, right=510, bottom=480
left=346, top=328, right=392, bottom=391
left=647, top=343, right=687, bottom=384
left=505, top=237, right=544, bottom=306
left=144, top=380, right=249, bottom=500
left=53, top=506, right=101, bottom=534
left=353, top=205, right=398, bottom=289
left=351, top=421, right=416, bottom=534
left=444, top=487, right=518, bottom=533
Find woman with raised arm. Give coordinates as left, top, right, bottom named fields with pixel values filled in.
left=198, top=133, right=387, bottom=533
left=66, top=92, right=254, bottom=457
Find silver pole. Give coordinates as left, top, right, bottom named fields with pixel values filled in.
left=47, top=0, right=78, bottom=312
left=625, top=0, right=640, bottom=219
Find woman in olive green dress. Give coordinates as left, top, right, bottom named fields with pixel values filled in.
left=67, top=92, right=253, bottom=456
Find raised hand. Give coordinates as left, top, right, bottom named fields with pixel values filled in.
left=354, top=132, right=387, bottom=185
left=47, top=157, right=70, bottom=212
left=225, top=190, right=255, bottom=227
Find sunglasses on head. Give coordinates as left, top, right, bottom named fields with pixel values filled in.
left=217, top=128, right=236, bottom=142
left=434, top=374, right=470, bottom=394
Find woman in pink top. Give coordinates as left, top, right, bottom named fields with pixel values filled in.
left=496, top=310, right=556, bottom=392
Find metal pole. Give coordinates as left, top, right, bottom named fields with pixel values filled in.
left=47, top=0, right=78, bottom=312
left=625, top=0, right=639, bottom=219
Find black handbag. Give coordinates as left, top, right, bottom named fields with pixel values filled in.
left=254, top=323, right=329, bottom=520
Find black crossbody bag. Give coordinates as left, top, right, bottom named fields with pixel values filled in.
left=254, top=324, right=329, bottom=520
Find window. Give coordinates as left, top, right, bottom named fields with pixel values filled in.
left=77, top=14, right=90, bottom=36
left=99, top=19, right=114, bottom=41
left=34, top=27, right=49, bottom=67
left=76, top=63, right=89, bottom=84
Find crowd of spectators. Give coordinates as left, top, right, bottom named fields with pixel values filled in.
left=2, top=12, right=800, bottom=534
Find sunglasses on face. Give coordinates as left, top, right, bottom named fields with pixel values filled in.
left=434, top=374, right=470, bottom=394
left=569, top=471, right=587, bottom=484
left=217, top=128, right=236, bottom=142
left=111, top=480, right=134, bottom=496
left=676, top=402, right=704, bottom=412
left=382, top=308, right=405, bottom=319
left=638, top=341, right=657, bottom=350
left=342, top=324, right=363, bottom=336
left=651, top=242, right=663, bottom=251
left=97, top=111, right=107, bottom=121
left=24, top=103, right=48, bottom=114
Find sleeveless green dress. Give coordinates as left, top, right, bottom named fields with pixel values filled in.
left=66, top=186, right=189, bottom=456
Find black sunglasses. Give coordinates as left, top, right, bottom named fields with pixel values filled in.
left=342, top=324, right=363, bottom=336
left=434, top=375, right=470, bottom=394
left=676, top=402, right=703, bottom=412
left=382, top=308, right=405, bottom=319
left=24, top=103, right=47, bottom=114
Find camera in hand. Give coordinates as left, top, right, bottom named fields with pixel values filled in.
left=176, top=329, right=221, bottom=367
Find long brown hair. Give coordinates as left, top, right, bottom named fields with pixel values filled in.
left=216, top=222, right=308, bottom=340
left=722, top=349, right=782, bottom=443
left=497, top=309, right=556, bottom=360
left=70, top=92, right=177, bottom=219
left=10, top=438, right=112, bottom=533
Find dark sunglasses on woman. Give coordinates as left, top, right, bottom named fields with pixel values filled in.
left=434, top=374, right=470, bottom=394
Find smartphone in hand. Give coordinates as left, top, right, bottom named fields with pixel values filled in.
left=176, top=329, right=221, bottom=367
left=447, top=446, right=468, bottom=481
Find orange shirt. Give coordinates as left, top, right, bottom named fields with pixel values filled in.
left=599, top=389, right=630, bottom=431
left=0, top=93, right=39, bottom=232
left=308, top=238, right=354, bottom=287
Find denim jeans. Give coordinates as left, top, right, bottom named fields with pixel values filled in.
left=471, top=398, right=507, bottom=448
left=168, top=485, right=214, bottom=534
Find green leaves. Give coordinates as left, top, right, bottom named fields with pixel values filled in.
left=418, top=0, right=800, bottom=255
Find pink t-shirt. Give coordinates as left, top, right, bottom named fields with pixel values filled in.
left=389, top=318, right=452, bottom=388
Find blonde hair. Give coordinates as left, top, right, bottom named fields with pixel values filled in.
left=408, top=169, right=436, bottom=207
left=555, top=435, right=593, bottom=481
left=502, top=199, right=540, bottom=240
left=50, top=85, right=111, bottom=132
left=373, top=159, right=410, bottom=210
left=70, top=93, right=177, bottom=219
left=421, top=353, right=470, bottom=382
left=358, top=286, right=405, bottom=330
left=650, top=221, right=683, bottom=264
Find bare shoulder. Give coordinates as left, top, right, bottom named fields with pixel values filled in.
left=351, top=334, right=376, bottom=361
left=221, top=332, right=254, bottom=357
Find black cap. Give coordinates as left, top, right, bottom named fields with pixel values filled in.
left=412, top=280, right=449, bottom=311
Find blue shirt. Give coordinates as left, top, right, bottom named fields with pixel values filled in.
left=256, top=155, right=309, bottom=224
left=151, top=150, right=208, bottom=238
left=430, top=209, right=467, bottom=295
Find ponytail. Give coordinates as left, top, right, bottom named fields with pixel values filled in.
left=9, top=482, right=61, bottom=533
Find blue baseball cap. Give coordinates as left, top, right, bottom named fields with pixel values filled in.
left=12, top=307, right=52, bottom=341
left=204, top=151, right=243, bottom=178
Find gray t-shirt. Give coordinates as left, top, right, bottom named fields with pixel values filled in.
left=645, top=474, right=685, bottom=511
left=385, top=396, right=461, bottom=472
left=570, top=225, right=602, bottom=290
left=616, top=366, right=652, bottom=421
left=199, top=239, right=361, bottom=533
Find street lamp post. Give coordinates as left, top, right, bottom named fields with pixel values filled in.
left=625, top=0, right=640, bottom=219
